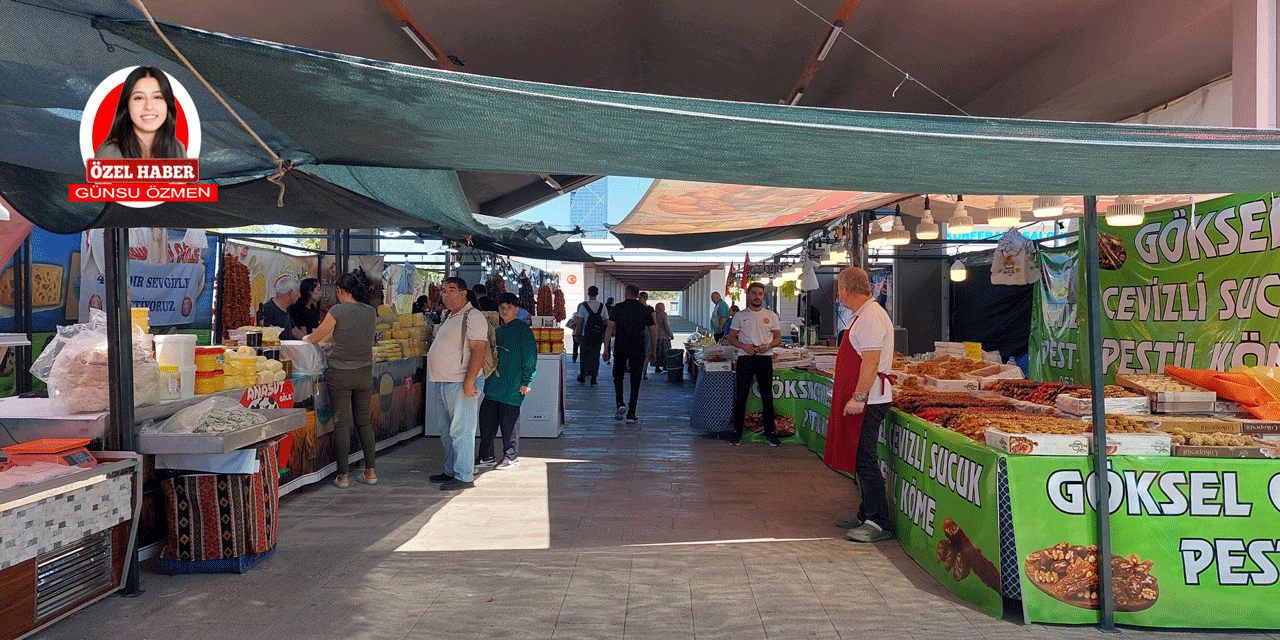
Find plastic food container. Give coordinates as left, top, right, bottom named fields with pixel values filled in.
left=158, top=365, right=181, bottom=401
left=178, top=365, right=197, bottom=399
left=259, top=346, right=281, bottom=361
left=245, top=330, right=263, bottom=347
left=195, top=370, right=223, bottom=395
left=549, top=342, right=564, bottom=354
left=195, top=346, right=224, bottom=372
left=154, top=333, right=197, bottom=367
left=538, top=342, right=551, bottom=354
left=130, top=307, right=149, bottom=332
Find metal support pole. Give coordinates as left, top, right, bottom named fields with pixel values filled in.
left=1082, top=196, right=1117, bottom=632
left=855, top=211, right=870, bottom=271
left=14, top=235, right=32, bottom=394
left=340, top=229, right=350, bottom=275
left=102, top=228, right=141, bottom=596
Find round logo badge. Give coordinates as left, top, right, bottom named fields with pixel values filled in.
left=567, top=274, right=577, bottom=285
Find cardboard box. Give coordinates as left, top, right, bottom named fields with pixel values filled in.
left=1054, top=394, right=1150, bottom=416
left=1140, top=415, right=1240, bottom=434
left=1216, top=401, right=1251, bottom=415
left=1223, top=418, right=1280, bottom=434
left=1151, top=400, right=1218, bottom=414
left=1115, top=373, right=1216, bottom=402
left=1101, top=431, right=1171, bottom=456
left=1172, top=444, right=1280, bottom=459
left=986, top=428, right=1088, bottom=456
left=964, top=363, right=1025, bottom=388
left=924, top=375, right=979, bottom=392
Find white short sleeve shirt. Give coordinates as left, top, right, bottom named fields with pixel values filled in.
left=427, top=303, right=491, bottom=382
left=847, top=299, right=895, bottom=404
left=732, top=307, right=780, bottom=356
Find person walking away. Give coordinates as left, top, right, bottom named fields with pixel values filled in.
left=653, top=302, right=674, bottom=373
left=639, top=291, right=655, bottom=379
left=727, top=282, right=782, bottom=446
left=260, top=275, right=302, bottom=339
left=602, top=284, right=657, bottom=423
left=472, top=284, right=498, bottom=312
left=289, top=277, right=322, bottom=336
left=711, top=291, right=730, bottom=342
left=476, top=292, right=537, bottom=470
left=304, top=269, right=378, bottom=487
left=574, top=286, right=608, bottom=385
left=426, top=277, right=490, bottom=491
left=566, top=313, right=580, bottom=363
left=827, top=267, right=896, bottom=542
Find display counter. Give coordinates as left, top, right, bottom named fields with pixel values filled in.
left=0, top=452, right=140, bottom=640
left=693, top=364, right=1280, bottom=628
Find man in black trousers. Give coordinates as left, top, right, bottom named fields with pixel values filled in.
left=602, top=283, right=657, bottom=423
left=727, top=282, right=782, bottom=446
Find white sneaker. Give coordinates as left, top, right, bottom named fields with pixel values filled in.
left=614, top=405, right=627, bottom=420
left=494, top=458, right=520, bottom=470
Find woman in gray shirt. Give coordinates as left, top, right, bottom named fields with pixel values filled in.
left=305, top=269, right=378, bottom=488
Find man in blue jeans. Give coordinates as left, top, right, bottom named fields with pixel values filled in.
left=426, top=277, right=489, bottom=491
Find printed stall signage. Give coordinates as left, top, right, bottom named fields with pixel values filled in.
left=1005, top=454, right=1280, bottom=627
left=879, top=410, right=1004, bottom=617
left=1030, top=193, right=1280, bottom=381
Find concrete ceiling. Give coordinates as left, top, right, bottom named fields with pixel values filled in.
left=140, top=0, right=1237, bottom=222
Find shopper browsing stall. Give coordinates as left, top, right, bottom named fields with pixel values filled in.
left=828, top=267, right=895, bottom=543
left=289, top=277, right=322, bottom=336
left=727, top=282, right=782, bottom=447
left=303, top=269, right=378, bottom=488
left=475, top=293, right=537, bottom=470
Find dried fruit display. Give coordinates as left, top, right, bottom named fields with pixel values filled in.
left=218, top=254, right=253, bottom=338
left=892, top=388, right=1012, bottom=414
left=1117, top=374, right=1207, bottom=394
left=518, top=274, right=534, bottom=312
left=1066, top=385, right=1143, bottom=399
left=744, top=411, right=796, bottom=437
left=537, top=284, right=553, bottom=316
left=553, top=287, right=566, bottom=321
left=427, top=282, right=440, bottom=309
left=1025, top=543, right=1158, bottom=611
left=986, top=379, right=1085, bottom=404
left=907, top=356, right=988, bottom=379
left=892, top=352, right=911, bottom=370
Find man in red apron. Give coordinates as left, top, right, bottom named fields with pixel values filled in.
left=825, top=267, right=896, bottom=542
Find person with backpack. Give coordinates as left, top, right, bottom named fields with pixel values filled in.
left=425, top=277, right=491, bottom=491
left=574, top=285, right=608, bottom=385
left=475, top=292, right=537, bottom=471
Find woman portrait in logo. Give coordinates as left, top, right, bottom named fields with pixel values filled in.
left=94, top=66, right=187, bottom=160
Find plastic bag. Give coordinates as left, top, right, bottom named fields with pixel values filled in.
left=144, top=396, right=261, bottom=434
left=35, top=309, right=160, bottom=414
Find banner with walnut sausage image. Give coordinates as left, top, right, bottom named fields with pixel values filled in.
left=879, top=410, right=1004, bottom=617
left=1006, top=454, right=1280, bottom=627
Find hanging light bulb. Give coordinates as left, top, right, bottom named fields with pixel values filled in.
left=866, top=227, right=888, bottom=248
left=1032, top=195, right=1065, bottom=218
left=987, top=195, right=1021, bottom=227
left=949, top=196, right=974, bottom=235
left=890, top=218, right=911, bottom=245
left=916, top=195, right=939, bottom=240
left=1105, top=195, right=1146, bottom=226
left=831, top=249, right=847, bottom=263
left=950, top=259, right=968, bottom=282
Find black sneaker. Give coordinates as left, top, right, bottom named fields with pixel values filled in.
left=728, top=436, right=741, bottom=446
left=766, top=436, right=781, bottom=447
left=439, top=479, right=475, bottom=491
left=626, top=416, right=638, bottom=424
left=614, top=405, right=627, bottom=420
left=474, top=458, right=496, bottom=469
left=428, top=472, right=454, bottom=483
left=577, top=375, right=585, bottom=384
left=590, top=378, right=598, bottom=386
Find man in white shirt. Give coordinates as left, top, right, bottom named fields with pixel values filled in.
left=727, top=282, right=782, bottom=446
left=426, top=277, right=490, bottom=491
left=836, top=267, right=896, bottom=542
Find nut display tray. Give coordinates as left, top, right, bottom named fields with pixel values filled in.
left=1054, top=394, right=1150, bottom=416
left=985, top=428, right=1089, bottom=456
left=137, top=408, right=305, bottom=454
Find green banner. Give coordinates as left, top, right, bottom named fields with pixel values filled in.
left=1097, top=193, right=1280, bottom=376
left=742, top=367, right=832, bottom=455
left=878, top=410, right=1004, bottom=617
left=1030, top=244, right=1085, bottom=383
left=1007, top=454, right=1280, bottom=627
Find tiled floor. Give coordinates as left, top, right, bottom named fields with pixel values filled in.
left=42, top=341, right=1275, bottom=639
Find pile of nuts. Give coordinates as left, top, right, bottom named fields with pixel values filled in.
left=906, top=356, right=989, bottom=380
left=1066, top=385, right=1144, bottom=399
left=1025, top=542, right=1158, bottom=611
left=1166, top=429, right=1260, bottom=447
left=1120, top=374, right=1206, bottom=394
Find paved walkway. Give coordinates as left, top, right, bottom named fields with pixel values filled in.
left=45, top=333, right=1270, bottom=639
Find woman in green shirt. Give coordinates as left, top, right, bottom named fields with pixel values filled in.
left=476, top=292, right=537, bottom=470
